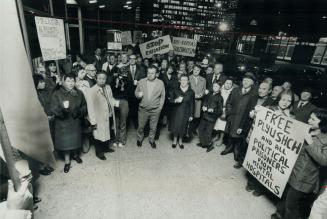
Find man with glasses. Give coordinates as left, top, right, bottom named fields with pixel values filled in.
left=84, top=64, right=97, bottom=87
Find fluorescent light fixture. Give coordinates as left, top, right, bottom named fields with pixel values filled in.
left=99, top=5, right=106, bottom=8
left=89, top=0, right=97, bottom=4
left=126, top=1, right=132, bottom=4
left=124, top=5, right=129, bottom=8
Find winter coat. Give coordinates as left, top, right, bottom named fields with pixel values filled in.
left=50, top=87, right=87, bottom=151
left=86, top=84, right=117, bottom=142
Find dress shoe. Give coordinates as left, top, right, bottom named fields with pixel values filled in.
left=112, top=142, right=118, bottom=148
left=96, top=154, right=106, bottom=160
left=118, top=143, right=125, bottom=148
left=206, top=144, right=215, bottom=153
left=196, top=143, right=202, bottom=147
left=39, top=168, right=51, bottom=176
left=44, top=166, right=54, bottom=172
left=72, top=156, right=83, bottom=164
left=33, top=197, right=42, bottom=204
left=150, top=142, right=156, bottom=149
left=245, top=184, right=254, bottom=192
left=64, top=163, right=71, bottom=173
left=271, top=213, right=282, bottom=219
left=252, top=190, right=263, bottom=197
left=107, top=148, right=115, bottom=153
left=172, top=144, right=177, bottom=148
left=220, top=147, right=233, bottom=155
left=233, top=163, right=242, bottom=169
left=137, top=140, right=142, bottom=147
left=179, top=144, right=184, bottom=149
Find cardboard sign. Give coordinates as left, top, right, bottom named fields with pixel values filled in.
left=243, top=106, right=311, bottom=198
left=139, top=35, right=173, bottom=58
left=172, top=37, right=197, bottom=57
left=121, top=31, right=133, bottom=45
left=35, top=16, right=66, bottom=61
left=133, top=31, right=143, bottom=44
left=107, top=42, right=122, bottom=50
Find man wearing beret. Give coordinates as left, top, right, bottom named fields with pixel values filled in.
left=222, top=72, right=257, bottom=169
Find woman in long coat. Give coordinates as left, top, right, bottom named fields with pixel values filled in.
left=189, top=65, right=206, bottom=135
left=169, top=74, right=195, bottom=149
left=50, top=74, right=87, bottom=173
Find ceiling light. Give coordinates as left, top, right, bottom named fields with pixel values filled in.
left=99, top=5, right=105, bottom=8
left=124, top=5, right=128, bottom=8
left=89, top=0, right=97, bottom=3
left=126, top=1, right=132, bottom=4
left=322, top=16, right=327, bottom=19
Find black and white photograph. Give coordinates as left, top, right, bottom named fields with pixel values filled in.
left=0, top=0, right=327, bottom=218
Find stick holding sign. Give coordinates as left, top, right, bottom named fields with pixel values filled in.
left=243, top=106, right=311, bottom=198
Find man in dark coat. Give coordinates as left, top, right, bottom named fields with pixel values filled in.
left=84, top=64, right=97, bottom=88
left=293, top=88, right=317, bottom=124
left=223, top=72, right=257, bottom=169
left=206, top=63, right=227, bottom=93
left=102, top=53, right=119, bottom=85
left=243, top=81, right=275, bottom=196
left=92, top=48, right=103, bottom=71
left=122, top=54, right=147, bottom=129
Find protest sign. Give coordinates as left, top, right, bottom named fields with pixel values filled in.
left=243, top=106, right=311, bottom=198
left=139, top=35, right=173, bottom=58
left=172, top=37, right=197, bottom=57
left=121, top=31, right=133, bottom=45
left=107, top=42, right=122, bottom=50
left=35, top=16, right=66, bottom=61
left=133, top=31, right=143, bottom=44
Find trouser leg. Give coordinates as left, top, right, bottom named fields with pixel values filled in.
left=137, top=108, right=149, bottom=142
left=148, top=110, right=161, bottom=143
left=198, top=119, right=206, bottom=145
left=284, top=186, right=307, bottom=219
left=95, top=139, right=107, bottom=156
left=118, top=100, right=129, bottom=144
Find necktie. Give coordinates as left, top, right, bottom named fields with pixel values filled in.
left=298, top=102, right=304, bottom=108
left=102, top=87, right=112, bottom=115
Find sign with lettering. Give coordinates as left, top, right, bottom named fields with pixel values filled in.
left=172, top=37, right=197, bottom=57
left=243, top=106, right=311, bottom=198
left=133, top=31, right=143, bottom=44
left=139, top=35, right=173, bottom=58
left=107, top=42, right=122, bottom=50
left=35, top=16, right=66, bottom=61
left=121, top=31, right=132, bottom=45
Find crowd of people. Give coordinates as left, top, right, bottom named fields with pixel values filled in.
left=24, top=47, right=327, bottom=218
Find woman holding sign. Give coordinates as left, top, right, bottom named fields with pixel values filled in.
left=271, top=108, right=327, bottom=219
left=50, top=74, right=87, bottom=173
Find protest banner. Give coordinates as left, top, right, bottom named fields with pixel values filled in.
left=172, top=37, right=197, bottom=57
left=133, top=31, right=143, bottom=44
left=107, top=42, right=122, bottom=50
left=243, top=106, right=311, bottom=198
left=121, top=31, right=133, bottom=45
left=139, top=35, right=174, bottom=58
left=35, top=16, right=66, bottom=61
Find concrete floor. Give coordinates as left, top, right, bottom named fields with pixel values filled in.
left=35, top=128, right=275, bottom=219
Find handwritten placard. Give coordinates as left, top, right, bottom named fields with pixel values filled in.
left=35, top=16, right=66, bottom=61
left=172, top=37, right=197, bottom=57
left=243, top=106, right=311, bottom=198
